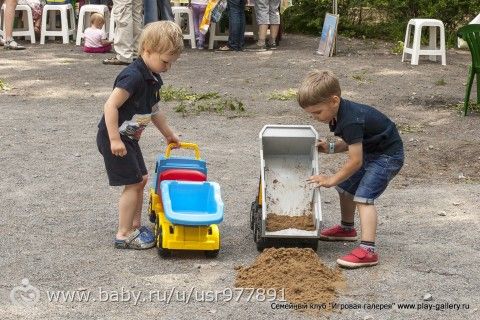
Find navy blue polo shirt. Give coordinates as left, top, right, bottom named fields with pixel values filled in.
left=329, top=98, right=403, bottom=155
left=98, top=58, right=163, bottom=141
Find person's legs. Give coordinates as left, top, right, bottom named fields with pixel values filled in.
left=144, top=0, right=159, bottom=25
left=357, top=203, right=377, bottom=243
left=132, top=175, right=148, bottom=229
left=132, top=0, right=143, bottom=58
left=191, top=4, right=206, bottom=48
left=227, top=0, right=245, bottom=50
left=112, top=0, right=134, bottom=63
left=340, top=191, right=356, bottom=224
left=3, top=0, right=26, bottom=49
left=117, top=180, right=145, bottom=239
left=267, top=0, right=280, bottom=45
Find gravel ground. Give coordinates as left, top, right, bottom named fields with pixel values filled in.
left=0, top=34, right=479, bottom=320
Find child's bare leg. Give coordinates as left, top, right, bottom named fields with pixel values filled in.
left=116, top=179, right=145, bottom=239
left=339, top=192, right=356, bottom=224
left=357, top=203, right=377, bottom=242
left=132, top=175, right=148, bottom=229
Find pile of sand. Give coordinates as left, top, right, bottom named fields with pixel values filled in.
left=235, top=248, right=344, bottom=308
left=266, top=213, right=316, bottom=231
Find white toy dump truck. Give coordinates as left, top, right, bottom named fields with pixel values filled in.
left=250, top=125, right=323, bottom=251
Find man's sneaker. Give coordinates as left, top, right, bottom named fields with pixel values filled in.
left=267, top=42, right=277, bottom=50
left=246, top=43, right=267, bottom=52
left=4, top=39, right=26, bottom=50
left=336, top=247, right=379, bottom=268
left=319, top=225, right=358, bottom=241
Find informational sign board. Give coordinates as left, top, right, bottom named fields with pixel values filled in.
left=317, top=13, right=339, bottom=57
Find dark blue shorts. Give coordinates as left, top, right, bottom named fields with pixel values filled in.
left=97, top=129, right=147, bottom=186
left=335, top=149, right=404, bottom=204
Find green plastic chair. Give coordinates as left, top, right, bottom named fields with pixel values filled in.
left=457, top=24, right=480, bottom=116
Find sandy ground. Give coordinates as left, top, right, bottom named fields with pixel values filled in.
left=0, top=34, right=479, bottom=320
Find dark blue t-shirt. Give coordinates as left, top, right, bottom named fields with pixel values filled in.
left=329, top=98, right=403, bottom=155
left=98, top=58, right=163, bottom=141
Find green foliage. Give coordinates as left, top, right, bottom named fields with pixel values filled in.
left=161, top=86, right=246, bottom=117
left=282, top=0, right=480, bottom=46
left=268, top=88, right=298, bottom=100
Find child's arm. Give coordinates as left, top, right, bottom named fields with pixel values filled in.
left=308, top=143, right=363, bottom=187
left=104, top=88, right=131, bottom=156
left=151, top=108, right=180, bottom=146
left=101, top=39, right=113, bottom=46
left=316, top=138, right=348, bottom=153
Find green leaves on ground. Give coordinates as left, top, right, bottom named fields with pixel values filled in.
left=160, top=86, right=246, bottom=117
left=268, top=88, right=298, bottom=101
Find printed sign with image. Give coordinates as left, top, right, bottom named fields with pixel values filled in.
left=317, top=13, right=339, bottom=57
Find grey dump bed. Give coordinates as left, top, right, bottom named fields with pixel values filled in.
left=259, top=125, right=323, bottom=239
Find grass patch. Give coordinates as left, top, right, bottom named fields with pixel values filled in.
left=352, top=70, right=370, bottom=83
left=268, top=88, right=298, bottom=101
left=449, top=101, right=480, bottom=114
left=397, top=123, right=424, bottom=133
left=435, top=78, right=447, bottom=86
left=161, top=86, right=246, bottom=117
left=0, top=79, right=11, bottom=91
left=391, top=41, right=404, bottom=55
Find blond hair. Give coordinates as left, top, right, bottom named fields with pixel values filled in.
left=297, top=70, right=342, bottom=108
left=90, top=13, right=105, bottom=26
left=138, top=21, right=184, bottom=56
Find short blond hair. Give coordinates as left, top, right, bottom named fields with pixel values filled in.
left=90, top=13, right=105, bottom=26
left=138, top=21, right=184, bottom=56
left=297, top=70, right=342, bottom=108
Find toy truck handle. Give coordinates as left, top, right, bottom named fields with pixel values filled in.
left=165, top=142, right=201, bottom=160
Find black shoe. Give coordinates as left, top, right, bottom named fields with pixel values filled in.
left=246, top=43, right=267, bottom=52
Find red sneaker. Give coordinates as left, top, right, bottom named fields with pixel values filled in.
left=319, top=225, right=358, bottom=241
left=336, top=247, right=379, bottom=268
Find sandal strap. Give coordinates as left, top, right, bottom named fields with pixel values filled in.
left=125, top=229, right=141, bottom=244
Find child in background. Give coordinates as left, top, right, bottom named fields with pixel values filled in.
left=298, top=70, right=404, bottom=268
left=190, top=0, right=208, bottom=49
left=96, top=21, right=183, bottom=249
left=83, top=13, right=112, bottom=53
left=18, top=0, right=43, bottom=37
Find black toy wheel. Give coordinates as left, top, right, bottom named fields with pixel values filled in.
left=205, top=249, right=219, bottom=258
left=156, top=226, right=171, bottom=258
left=253, top=209, right=268, bottom=251
left=250, top=200, right=259, bottom=230
left=148, top=196, right=156, bottom=223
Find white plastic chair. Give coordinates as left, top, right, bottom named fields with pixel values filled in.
left=0, top=4, right=36, bottom=43
left=75, top=4, right=110, bottom=46
left=40, top=3, right=76, bottom=44
left=172, top=6, right=196, bottom=49
left=402, top=18, right=446, bottom=65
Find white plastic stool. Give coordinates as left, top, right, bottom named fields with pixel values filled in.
left=0, top=4, right=36, bottom=43
left=76, top=4, right=110, bottom=46
left=40, top=4, right=76, bottom=44
left=172, top=6, right=196, bottom=49
left=402, top=18, right=446, bottom=65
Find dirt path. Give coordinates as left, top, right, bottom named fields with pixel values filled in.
left=0, top=34, right=479, bottom=319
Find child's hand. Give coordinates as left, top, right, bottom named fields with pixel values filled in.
left=110, top=138, right=127, bottom=157
left=316, top=139, right=329, bottom=153
left=165, top=134, right=180, bottom=148
left=307, top=175, right=335, bottom=188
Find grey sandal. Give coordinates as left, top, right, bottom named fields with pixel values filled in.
left=114, top=229, right=155, bottom=249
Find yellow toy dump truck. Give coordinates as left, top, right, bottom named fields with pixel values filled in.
left=148, top=143, right=223, bottom=258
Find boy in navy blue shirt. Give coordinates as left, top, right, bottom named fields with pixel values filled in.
left=97, top=21, right=183, bottom=249
left=298, top=70, right=404, bottom=268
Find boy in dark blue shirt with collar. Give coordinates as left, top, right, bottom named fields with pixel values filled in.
left=298, top=70, right=404, bottom=268
left=97, top=21, right=183, bottom=250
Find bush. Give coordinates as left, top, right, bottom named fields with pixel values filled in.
left=282, top=0, right=480, bottom=46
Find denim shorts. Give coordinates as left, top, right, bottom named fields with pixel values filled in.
left=335, top=149, right=404, bottom=204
